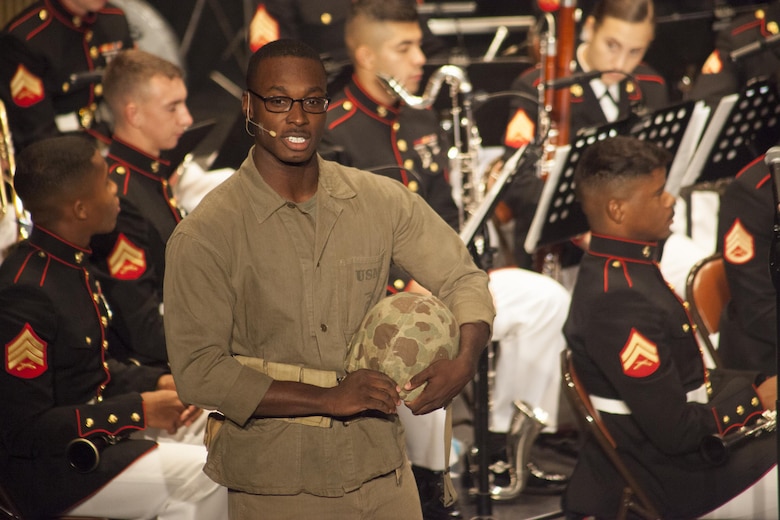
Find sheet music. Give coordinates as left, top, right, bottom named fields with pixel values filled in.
left=459, top=144, right=527, bottom=247
left=524, top=145, right=573, bottom=254
left=664, top=101, right=711, bottom=197
left=680, top=93, right=739, bottom=189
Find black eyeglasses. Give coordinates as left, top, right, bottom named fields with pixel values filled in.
left=247, top=88, right=330, bottom=114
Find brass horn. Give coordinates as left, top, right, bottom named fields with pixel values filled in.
left=0, top=99, right=30, bottom=246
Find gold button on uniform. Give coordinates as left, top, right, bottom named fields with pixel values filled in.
left=343, top=101, right=353, bottom=111
left=408, top=180, right=419, bottom=193
left=89, top=46, right=98, bottom=59
left=683, top=301, right=690, bottom=310
left=108, top=414, right=118, bottom=424
left=86, top=336, right=92, bottom=345
left=611, top=261, right=621, bottom=268
left=151, top=161, right=160, bottom=173
left=39, top=9, right=48, bottom=20
left=627, top=82, right=636, bottom=94
left=397, top=140, right=408, bottom=152
left=393, top=279, right=405, bottom=290
left=570, top=84, right=583, bottom=97
left=756, top=9, right=765, bottom=20
left=116, top=166, right=126, bottom=175
left=722, top=415, right=730, bottom=424
left=377, top=106, right=388, bottom=117
left=430, top=163, right=439, bottom=172
left=392, top=122, right=400, bottom=131
left=768, top=21, right=779, bottom=34
left=682, top=323, right=690, bottom=333
left=321, top=12, right=332, bottom=25
left=85, top=418, right=94, bottom=428
left=75, top=252, right=84, bottom=264
left=736, top=405, right=745, bottom=415
left=642, top=246, right=651, bottom=258
left=85, top=30, right=93, bottom=42
left=404, top=159, right=414, bottom=171
left=62, top=82, right=70, bottom=93
left=752, top=397, right=760, bottom=407
left=131, top=413, right=141, bottom=422
left=94, top=83, right=103, bottom=96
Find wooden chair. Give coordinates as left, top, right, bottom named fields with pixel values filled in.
left=560, top=350, right=661, bottom=520
left=685, top=253, right=728, bottom=368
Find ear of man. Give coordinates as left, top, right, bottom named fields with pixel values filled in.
left=581, top=16, right=595, bottom=42
left=607, top=196, right=625, bottom=225
left=354, top=44, right=375, bottom=72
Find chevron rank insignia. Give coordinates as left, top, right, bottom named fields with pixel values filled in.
left=620, top=328, right=660, bottom=378
left=108, top=233, right=146, bottom=280
left=5, top=323, right=47, bottom=379
left=723, top=219, right=754, bottom=264
left=10, top=64, right=44, bottom=107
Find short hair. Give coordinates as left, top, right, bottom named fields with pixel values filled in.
left=348, top=0, right=419, bottom=24
left=574, top=136, right=671, bottom=201
left=14, top=136, right=98, bottom=218
left=590, top=0, right=655, bottom=26
left=246, top=39, right=325, bottom=90
left=345, top=0, right=420, bottom=55
left=103, top=49, right=184, bottom=112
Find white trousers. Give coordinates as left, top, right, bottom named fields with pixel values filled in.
left=400, top=268, right=571, bottom=469
left=488, top=268, right=571, bottom=433
left=702, top=465, right=778, bottom=520
left=66, top=442, right=227, bottom=520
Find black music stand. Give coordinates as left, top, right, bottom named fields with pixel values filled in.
left=524, top=129, right=614, bottom=253
left=459, top=144, right=536, bottom=518
left=682, top=78, right=780, bottom=187
left=525, top=100, right=708, bottom=253
left=627, top=100, right=710, bottom=197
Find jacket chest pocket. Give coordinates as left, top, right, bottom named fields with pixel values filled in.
left=338, top=255, right=386, bottom=337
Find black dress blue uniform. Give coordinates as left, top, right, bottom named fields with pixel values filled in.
left=0, top=0, right=133, bottom=150
left=0, top=226, right=162, bottom=518
left=563, top=233, right=775, bottom=518
left=718, top=153, right=777, bottom=375
left=89, top=138, right=183, bottom=367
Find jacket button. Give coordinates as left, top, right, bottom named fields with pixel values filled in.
left=320, top=324, right=328, bottom=332
left=108, top=414, right=118, bottom=424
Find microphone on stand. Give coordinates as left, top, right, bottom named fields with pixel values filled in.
left=730, top=33, right=780, bottom=62
left=543, top=70, right=603, bottom=89
left=245, top=106, right=277, bottom=138
left=765, top=145, right=780, bottom=508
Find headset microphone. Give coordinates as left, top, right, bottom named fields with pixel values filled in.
left=245, top=105, right=277, bottom=137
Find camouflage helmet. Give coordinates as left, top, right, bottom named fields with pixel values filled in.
left=346, top=293, right=460, bottom=401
